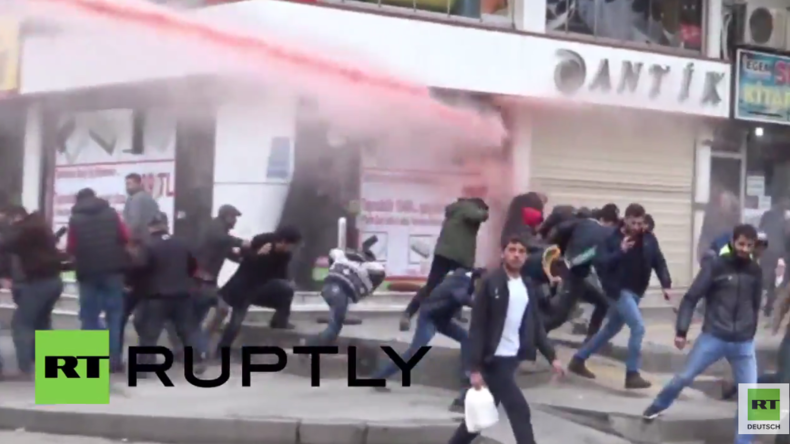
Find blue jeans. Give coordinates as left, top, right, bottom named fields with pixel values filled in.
left=78, top=273, right=125, bottom=364
left=372, top=311, right=469, bottom=397
left=649, top=332, right=756, bottom=444
left=574, top=289, right=645, bottom=372
left=307, top=283, right=351, bottom=346
left=12, top=277, right=63, bottom=374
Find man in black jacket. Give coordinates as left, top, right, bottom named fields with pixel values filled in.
left=1, top=206, right=64, bottom=379
left=569, top=203, right=671, bottom=389
left=193, top=205, right=249, bottom=349
left=540, top=205, right=618, bottom=335
left=66, top=188, right=130, bottom=371
left=448, top=236, right=563, bottom=444
left=642, top=224, right=760, bottom=444
left=215, top=226, right=302, bottom=353
left=132, top=212, right=204, bottom=374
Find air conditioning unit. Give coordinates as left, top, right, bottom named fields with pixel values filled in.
left=742, top=1, right=789, bottom=50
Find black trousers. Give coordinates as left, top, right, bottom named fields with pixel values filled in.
left=134, top=296, right=200, bottom=365
left=217, top=279, right=295, bottom=350
left=448, top=357, right=536, bottom=444
left=405, top=255, right=463, bottom=318
left=119, top=289, right=142, bottom=352
left=542, top=271, right=608, bottom=333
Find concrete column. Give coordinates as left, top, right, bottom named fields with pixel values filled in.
left=692, top=125, right=713, bottom=273
left=512, top=0, right=546, bottom=33
left=510, top=107, right=533, bottom=194
left=22, top=103, right=43, bottom=212
left=705, top=0, right=723, bottom=59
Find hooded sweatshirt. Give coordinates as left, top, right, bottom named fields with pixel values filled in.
left=434, top=199, right=489, bottom=268
left=1, top=213, right=62, bottom=281
left=67, top=197, right=130, bottom=280
left=500, top=192, right=544, bottom=246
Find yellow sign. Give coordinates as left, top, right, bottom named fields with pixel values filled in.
left=0, top=18, right=19, bottom=94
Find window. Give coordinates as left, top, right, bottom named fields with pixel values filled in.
left=546, top=0, right=703, bottom=51
left=327, top=0, right=509, bottom=21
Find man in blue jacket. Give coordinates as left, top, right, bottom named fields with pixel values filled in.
left=372, top=267, right=483, bottom=410
left=568, top=203, right=672, bottom=389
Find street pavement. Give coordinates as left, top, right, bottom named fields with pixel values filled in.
left=0, top=430, right=161, bottom=444
left=0, top=299, right=765, bottom=444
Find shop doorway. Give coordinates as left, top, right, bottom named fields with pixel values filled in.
left=696, top=126, right=745, bottom=264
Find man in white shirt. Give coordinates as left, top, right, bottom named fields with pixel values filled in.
left=448, top=235, right=565, bottom=444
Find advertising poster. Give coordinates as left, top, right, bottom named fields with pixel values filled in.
left=735, top=49, right=790, bottom=125
left=51, top=109, right=176, bottom=249
left=357, top=140, right=490, bottom=281
left=0, top=17, right=19, bottom=95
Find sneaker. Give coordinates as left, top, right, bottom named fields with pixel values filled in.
left=567, top=357, right=596, bottom=379
left=642, top=405, right=664, bottom=421
left=448, top=397, right=464, bottom=413
left=625, top=371, right=652, bottom=389
left=399, top=315, right=411, bottom=332
left=372, top=386, right=391, bottom=393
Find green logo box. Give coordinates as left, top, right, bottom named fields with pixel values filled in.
left=35, top=330, right=111, bottom=405
left=748, top=388, right=782, bottom=422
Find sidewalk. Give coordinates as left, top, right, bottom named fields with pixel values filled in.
left=0, top=370, right=644, bottom=444
left=0, top=372, right=470, bottom=444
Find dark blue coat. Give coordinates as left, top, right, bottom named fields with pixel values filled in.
left=420, top=269, right=474, bottom=322
left=595, top=229, right=671, bottom=299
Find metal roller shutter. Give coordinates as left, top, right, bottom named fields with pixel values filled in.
left=529, top=109, right=696, bottom=288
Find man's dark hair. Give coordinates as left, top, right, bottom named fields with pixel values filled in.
left=275, top=225, right=302, bottom=244
left=576, top=207, right=592, bottom=219
left=501, top=234, right=527, bottom=250
left=76, top=188, right=96, bottom=202
left=598, top=205, right=619, bottom=223
left=644, top=214, right=655, bottom=231
left=732, top=224, right=758, bottom=241
left=125, top=173, right=142, bottom=183
left=624, top=203, right=646, bottom=218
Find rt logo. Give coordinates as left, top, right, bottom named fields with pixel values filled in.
left=739, top=384, right=790, bottom=435
left=35, top=330, right=110, bottom=405
left=750, top=388, right=781, bottom=421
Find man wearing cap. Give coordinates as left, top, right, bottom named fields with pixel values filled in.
left=131, top=212, right=205, bottom=374
left=193, top=205, right=250, bottom=349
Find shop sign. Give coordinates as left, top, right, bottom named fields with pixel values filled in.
left=553, top=48, right=724, bottom=106
left=0, top=17, right=19, bottom=94
left=734, top=49, right=790, bottom=126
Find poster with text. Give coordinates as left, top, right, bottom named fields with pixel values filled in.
left=51, top=109, right=176, bottom=247
left=358, top=141, right=490, bottom=279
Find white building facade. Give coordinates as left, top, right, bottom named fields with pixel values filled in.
left=18, top=0, right=732, bottom=288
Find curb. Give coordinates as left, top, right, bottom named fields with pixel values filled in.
left=537, top=404, right=734, bottom=444
left=551, top=336, right=779, bottom=377
left=0, top=407, right=489, bottom=444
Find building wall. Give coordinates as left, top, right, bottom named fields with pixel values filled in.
left=21, top=1, right=730, bottom=120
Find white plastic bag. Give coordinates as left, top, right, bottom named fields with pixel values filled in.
left=464, top=387, right=499, bottom=432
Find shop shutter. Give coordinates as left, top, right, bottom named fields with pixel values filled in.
left=529, top=109, right=695, bottom=288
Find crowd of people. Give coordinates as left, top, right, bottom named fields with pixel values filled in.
left=0, top=172, right=304, bottom=377
left=0, top=178, right=784, bottom=444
